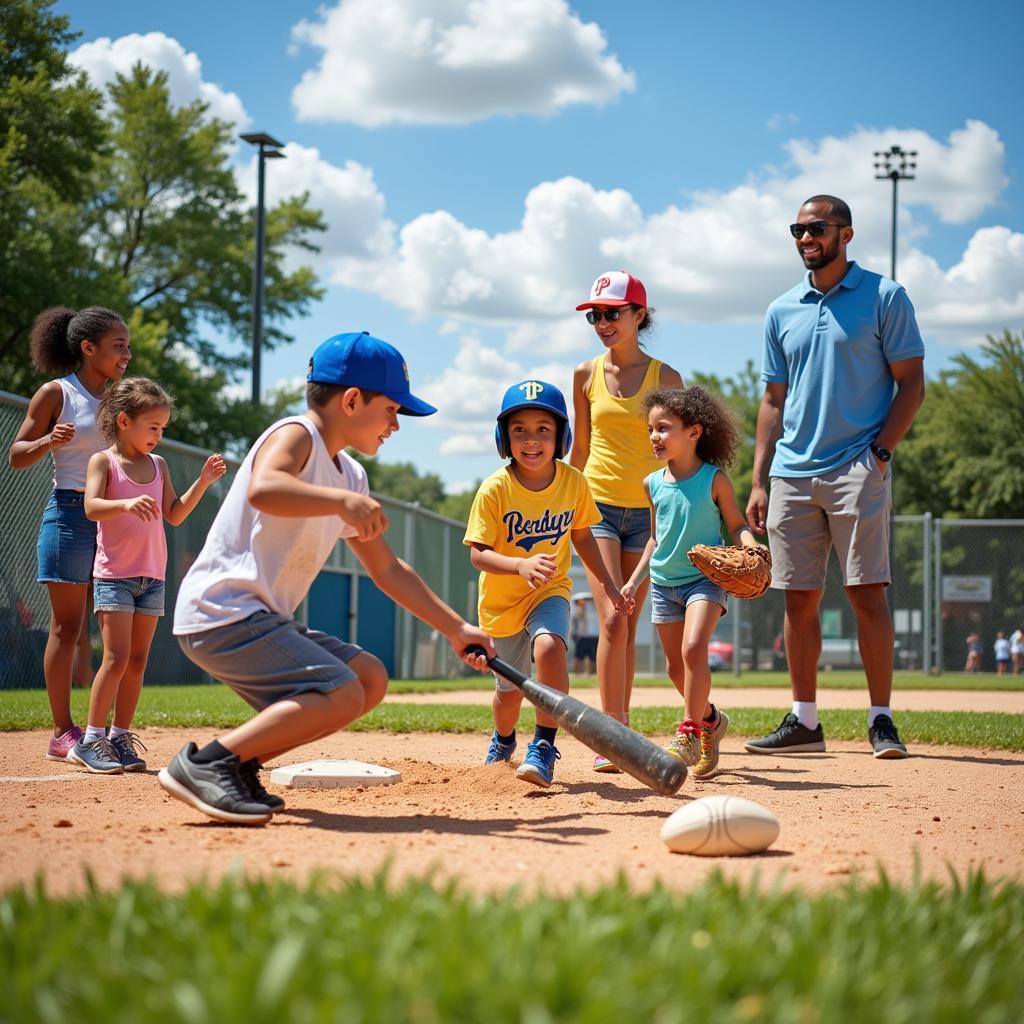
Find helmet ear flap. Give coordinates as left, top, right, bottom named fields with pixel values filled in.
left=494, top=420, right=510, bottom=459
left=558, top=422, right=573, bottom=459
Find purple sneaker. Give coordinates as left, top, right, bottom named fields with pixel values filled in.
left=47, top=725, right=84, bottom=762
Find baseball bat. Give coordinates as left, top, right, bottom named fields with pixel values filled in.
left=468, top=648, right=687, bottom=796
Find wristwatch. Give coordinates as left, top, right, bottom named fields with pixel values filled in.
left=871, top=444, right=893, bottom=463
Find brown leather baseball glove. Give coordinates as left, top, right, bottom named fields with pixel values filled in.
left=687, top=544, right=772, bottom=599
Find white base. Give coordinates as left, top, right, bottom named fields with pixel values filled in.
left=269, top=759, right=402, bottom=789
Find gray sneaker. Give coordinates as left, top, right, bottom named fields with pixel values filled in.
left=239, top=758, right=286, bottom=812
left=744, top=713, right=826, bottom=754
left=68, top=737, right=124, bottom=774
left=158, top=743, right=273, bottom=824
left=110, top=732, right=147, bottom=772
left=869, top=715, right=908, bottom=759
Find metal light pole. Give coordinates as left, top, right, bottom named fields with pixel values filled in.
left=241, top=132, right=286, bottom=404
left=873, top=145, right=917, bottom=282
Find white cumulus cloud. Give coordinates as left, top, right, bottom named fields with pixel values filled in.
left=290, top=0, right=635, bottom=126
left=417, top=337, right=575, bottom=455
left=332, top=120, right=1016, bottom=342
left=69, top=32, right=250, bottom=128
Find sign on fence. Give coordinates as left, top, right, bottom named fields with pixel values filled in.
left=941, top=576, right=993, bottom=602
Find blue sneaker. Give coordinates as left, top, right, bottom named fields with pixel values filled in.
left=68, top=737, right=124, bottom=774
left=516, top=739, right=560, bottom=788
left=484, top=731, right=516, bottom=764
left=110, top=732, right=148, bottom=772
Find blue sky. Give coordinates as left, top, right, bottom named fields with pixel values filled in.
left=60, top=0, right=1024, bottom=489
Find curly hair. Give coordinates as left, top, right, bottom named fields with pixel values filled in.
left=29, top=306, right=127, bottom=375
left=642, top=386, right=742, bottom=469
left=97, top=377, right=174, bottom=444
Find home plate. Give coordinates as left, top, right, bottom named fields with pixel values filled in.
left=269, top=760, right=402, bottom=789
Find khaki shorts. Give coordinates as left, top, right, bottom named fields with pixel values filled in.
left=767, top=448, right=891, bottom=590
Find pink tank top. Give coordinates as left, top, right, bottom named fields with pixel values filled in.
left=93, top=451, right=168, bottom=581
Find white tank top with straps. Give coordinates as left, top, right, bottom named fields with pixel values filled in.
left=52, top=374, right=103, bottom=491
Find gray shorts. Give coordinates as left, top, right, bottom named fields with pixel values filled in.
left=767, top=448, right=891, bottom=590
left=177, top=609, right=363, bottom=711
left=492, top=596, right=570, bottom=693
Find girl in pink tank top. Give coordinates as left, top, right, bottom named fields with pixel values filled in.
left=67, top=378, right=226, bottom=775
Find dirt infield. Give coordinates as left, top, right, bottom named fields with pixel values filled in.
left=2, top=726, right=1022, bottom=897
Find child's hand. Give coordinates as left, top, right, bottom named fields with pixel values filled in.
left=201, top=453, right=226, bottom=483
left=617, top=582, right=638, bottom=615
left=122, top=495, right=160, bottom=521
left=48, top=423, right=75, bottom=449
left=606, top=582, right=633, bottom=615
left=517, top=553, right=557, bottom=589
left=339, top=492, right=389, bottom=541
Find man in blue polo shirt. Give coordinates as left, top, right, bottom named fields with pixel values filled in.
left=745, top=195, right=925, bottom=759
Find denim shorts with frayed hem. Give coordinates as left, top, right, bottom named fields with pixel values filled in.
left=589, top=501, right=651, bottom=552
left=93, top=576, right=166, bottom=616
left=650, top=578, right=728, bottom=624
left=36, top=490, right=97, bottom=585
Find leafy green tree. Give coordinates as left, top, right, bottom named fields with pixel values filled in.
left=0, top=0, right=110, bottom=374
left=688, top=358, right=760, bottom=504
left=895, top=330, right=1024, bottom=518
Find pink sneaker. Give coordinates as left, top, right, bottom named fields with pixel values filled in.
left=46, top=725, right=84, bottom=761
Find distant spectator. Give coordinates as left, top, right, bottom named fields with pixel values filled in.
left=571, top=593, right=598, bottom=674
left=964, top=631, right=982, bottom=673
left=1010, top=627, right=1024, bottom=676
left=994, top=632, right=1011, bottom=676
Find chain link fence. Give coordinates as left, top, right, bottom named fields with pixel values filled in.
left=4, top=388, right=1021, bottom=686
left=0, top=390, right=477, bottom=688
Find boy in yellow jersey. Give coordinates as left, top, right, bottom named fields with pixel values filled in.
left=465, top=380, right=628, bottom=787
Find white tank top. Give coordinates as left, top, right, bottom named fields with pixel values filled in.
left=52, top=374, right=103, bottom=490
left=173, top=416, right=370, bottom=635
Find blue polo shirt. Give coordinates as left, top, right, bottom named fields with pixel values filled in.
left=761, top=262, right=924, bottom=477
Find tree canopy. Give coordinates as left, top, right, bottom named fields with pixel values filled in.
left=0, top=0, right=323, bottom=451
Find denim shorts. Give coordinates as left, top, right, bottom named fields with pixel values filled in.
left=590, top=501, right=652, bottom=552
left=650, top=578, right=729, bottom=624
left=93, top=576, right=166, bottom=617
left=492, top=595, right=570, bottom=693
left=177, top=609, right=364, bottom=712
left=37, top=490, right=98, bottom=585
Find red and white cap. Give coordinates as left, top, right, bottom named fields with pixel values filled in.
left=575, top=271, right=647, bottom=310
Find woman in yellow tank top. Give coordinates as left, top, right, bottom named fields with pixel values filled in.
left=570, top=271, right=684, bottom=771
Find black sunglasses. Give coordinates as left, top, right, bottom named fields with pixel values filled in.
left=585, top=308, right=627, bottom=324
left=789, top=220, right=847, bottom=239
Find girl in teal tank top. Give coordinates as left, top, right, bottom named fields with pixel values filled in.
left=623, top=387, right=761, bottom=781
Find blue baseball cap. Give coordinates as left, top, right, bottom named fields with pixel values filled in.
left=307, top=331, right=436, bottom=417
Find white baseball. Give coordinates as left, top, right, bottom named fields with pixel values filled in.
left=661, top=795, right=780, bottom=856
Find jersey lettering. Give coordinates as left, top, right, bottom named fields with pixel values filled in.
left=502, top=508, right=575, bottom=552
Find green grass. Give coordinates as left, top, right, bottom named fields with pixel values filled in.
left=2, top=687, right=1021, bottom=750
left=4, top=870, right=1023, bottom=1023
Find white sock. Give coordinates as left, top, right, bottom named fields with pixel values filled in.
left=792, top=701, right=818, bottom=730
left=109, top=725, right=131, bottom=739
left=84, top=725, right=106, bottom=745
left=868, top=706, right=892, bottom=727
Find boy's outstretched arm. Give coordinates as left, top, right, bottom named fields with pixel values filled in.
left=247, top=422, right=387, bottom=541
left=570, top=529, right=629, bottom=614
left=350, top=534, right=494, bottom=672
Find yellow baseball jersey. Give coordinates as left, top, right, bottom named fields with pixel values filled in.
left=585, top=353, right=664, bottom=507
left=464, top=461, right=601, bottom=638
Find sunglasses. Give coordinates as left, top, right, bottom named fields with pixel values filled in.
left=585, top=307, right=627, bottom=324
left=789, top=220, right=847, bottom=239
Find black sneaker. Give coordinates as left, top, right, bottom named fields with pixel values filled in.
left=240, top=759, right=286, bottom=812
left=158, top=743, right=273, bottom=824
left=744, top=713, right=826, bottom=754
left=869, top=715, right=908, bottom=759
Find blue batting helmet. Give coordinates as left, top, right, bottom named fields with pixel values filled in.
left=495, top=379, right=572, bottom=459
